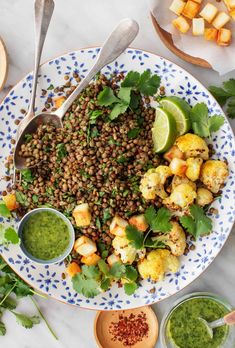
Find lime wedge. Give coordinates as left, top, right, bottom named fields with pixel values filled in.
left=160, top=96, right=191, bottom=135
left=152, top=107, right=177, bottom=153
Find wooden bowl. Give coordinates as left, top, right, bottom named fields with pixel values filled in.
left=151, top=13, right=211, bottom=69
left=0, top=37, right=8, bottom=92
left=94, top=306, right=159, bottom=348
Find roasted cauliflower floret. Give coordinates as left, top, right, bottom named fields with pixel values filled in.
left=200, top=160, right=229, bottom=193
left=152, top=221, right=186, bottom=257
left=196, top=188, right=214, bottom=206
left=171, top=175, right=196, bottom=191
left=163, top=183, right=197, bottom=210
left=112, top=236, right=141, bottom=264
left=176, top=133, right=209, bottom=160
left=140, top=166, right=172, bottom=200
left=186, top=157, right=203, bottom=181
left=138, top=249, right=179, bottom=281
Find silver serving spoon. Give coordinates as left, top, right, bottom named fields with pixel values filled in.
left=199, top=310, right=235, bottom=339
left=13, top=18, right=139, bottom=170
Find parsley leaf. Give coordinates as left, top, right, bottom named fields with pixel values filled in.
left=0, top=203, right=11, bottom=218
left=180, top=204, right=212, bottom=239
left=12, top=312, right=40, bottom=329
left=190, top=103, right=224, bottom=138
left=145, top=206, right=172, bottom=233
left=124, top=282, right=138, bottom=295
left=125, top=225, right=144, bottom=249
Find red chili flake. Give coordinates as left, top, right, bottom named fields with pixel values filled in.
left=109, top=311, right=149, bottom=346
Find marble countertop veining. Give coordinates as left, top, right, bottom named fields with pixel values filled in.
left=0, top=1, right=234, bottom=347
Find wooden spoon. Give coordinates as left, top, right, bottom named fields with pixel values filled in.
left=151, top=13, right=211, bottom=69
left=0, top=37, right=8, bottom=92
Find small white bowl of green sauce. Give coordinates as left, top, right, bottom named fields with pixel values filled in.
left=160, top=292, right=235, bottom=348
left=18, top=208, right=75, bottom=264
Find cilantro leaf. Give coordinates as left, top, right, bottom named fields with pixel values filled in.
left=21, top=169, right=34, bottom=183
left=190, top=103, right=224, bottom=138
left=208, top=86, right=230, bottom=106
left=97, top=86, right=119, bottom=106
left=15, top=192, right=29, bottom=207
left=0, top=321, right=6, bottom=336
left=82, top=265, right=100, bottom=280
left=72, top=268, right=101, bottom=298
left=56, top=143, right=67, bottom=160
left=103, top=208, right=111, bottom=223
left=144, top=236, right=166, bottom=249
left=227, top=97, right=235, bottom=119
left=0, top=203, right=11, bottom=218
left=138, top=70, right=161, bottom=96
left=144, top=206, right=172, bottom=233
left=209, top=79, right=235, bottom=119
left=125, top=225, right=144, bottom=249
left=100, top=278, right=111, bottom=291
left=127, top=128, right=141, bottom=139
left=109, top=262, right=126, bottom=279
left=109, top=102, right=129, bottom=120
left=180, top=204, right=212, bottom=239
left=89, top=110, right=103, bottom=124
left=117, top=87, right=132, bottom=104
left=121, top=71, right=140, bottom=88
left=4, top=227, right=19, bottom=245
left=124, top=282, right=138, bottom=295
left=98, top=259, right=109, bottom=276
left=125, top=266, right=138, bottom=282
left=12, top=312, right=40, bottom=329
left=223, top=79, right=235, bottom=96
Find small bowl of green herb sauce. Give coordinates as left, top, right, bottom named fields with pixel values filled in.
left=18, top=208, right=75, bottom=264
left=160, top=292, right=235, bottom=348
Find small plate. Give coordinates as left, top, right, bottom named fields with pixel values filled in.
left=0, top=37, right=8, bottom=92
left=94, top=306, right=159, bottom=348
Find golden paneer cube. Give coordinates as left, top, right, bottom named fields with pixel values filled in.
left=224, top=0, right=235, bottom=10
left=172, top=16, right=190, bottom=33
left=217, top=28, right=232, bottom=46
left=182, top=1, right=200, bottom=19
left=193, top=0, right=203, bottom=3
left=129, top=214, right=149, bottom=232
left=110, top=215, right=128, bottom=237
left=200, top=3, right=218, bottom=23
left=164, top=145, right=185, bottom=162
left=66, top=262, right=81, bottom=277
left=204, top=28, right=218, bottom=41
left=107, top=253, right=120, bottom=266
left=74, top=236, right=97, bottom=257
left=230, top=9, right=235, bottom=20
left=192, top=18, right=205, bottom=35
left=169, top=0, right=186, bottom=16
left=169, top=158, right=187, bottom=177
left=81, top=253, right=101, bottom=266
left=212, top=12, right=230, bottom=30
left=72, top=203, right=91, bottom=227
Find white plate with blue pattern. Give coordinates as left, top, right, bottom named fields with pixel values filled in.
left=0, top=48, right=235, bottom=310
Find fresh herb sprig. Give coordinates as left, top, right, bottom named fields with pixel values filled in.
left=0, top=257, right=57, bottom=338
left=209, top=79, right=235, bottom=119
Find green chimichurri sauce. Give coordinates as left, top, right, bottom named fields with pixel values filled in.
left=22, top=211, right=70, bottom=260
left=167, top=298, right=228, bottom=348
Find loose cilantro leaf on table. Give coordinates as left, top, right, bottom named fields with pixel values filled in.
left=0, top=320, right=6, bottom=336
left=125, top=225, right=144, bottom=249
left=12, top=312, right=40, bottom=329
left=145, top=206, right=172, bottom=233
left=209, top=79, right=235, bottom=119
left=180, top=204, right=212, bottom=240
left=190, top=103, right=224, bottom=138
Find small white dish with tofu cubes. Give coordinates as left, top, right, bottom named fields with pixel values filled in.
left=170, top=0, right=234, bottom=47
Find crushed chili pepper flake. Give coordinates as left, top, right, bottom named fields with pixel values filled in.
left=109, top=311, right=149, bottom=346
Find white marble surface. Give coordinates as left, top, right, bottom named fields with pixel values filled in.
left=0, top=0, right=234, bottom=347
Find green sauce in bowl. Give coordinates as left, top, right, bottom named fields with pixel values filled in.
left=167, top=298, right=229, bottom=348
left=21, top=209, right=72, bottom=262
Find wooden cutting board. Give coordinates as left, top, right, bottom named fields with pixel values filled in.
left=151, top=13, right=212, bottom=69
left=0, top=37, right=8, bottom=92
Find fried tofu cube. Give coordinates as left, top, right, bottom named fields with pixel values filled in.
left=224, top=0, right=235, bottom=10
left=193, top=0, right=203, bottom=3
left=169, top=158, right=187, bottom=176
left=200, top=3, right=218, bottom=23
left=172, top=16, right=190, bottom=33
left=182, top=1, right=200, bottom=19
left=217, top=28, right=232, bottom=46
left=74, top=236, right=97, bottom=257
left=110, top=215, right=128, bottom=237
left=204, top=28, right=218, bottom=41
left=81, top=253, right=101, bottom=266
left=212, top=12, right=230, bottom=29
left=192, top=18, right=205, bottom=35
left=72, top=203, right=91, bottom=227
left=164, top=145, right=185, bottom=162
left=169, top=0, right=186, bottom=16
left=107, top=253, right=121, bottom=266
left=129, top=214, right=149, bottom=232
left=66, top=262, right=81, bottom=277
left=54, top=96, right=66, bottom=109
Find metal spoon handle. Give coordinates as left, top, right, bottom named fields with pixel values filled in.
left=54, top=18, right=139, bottom=119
